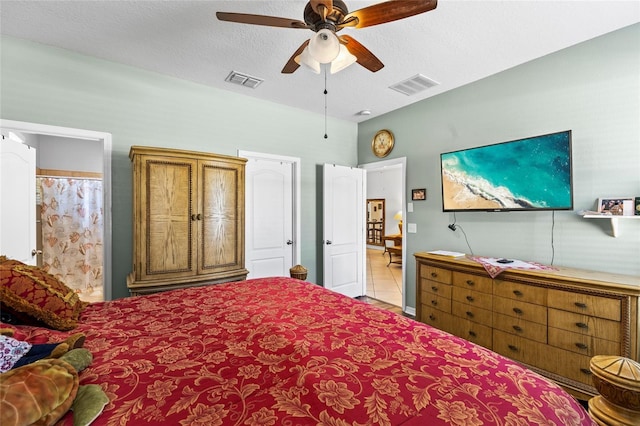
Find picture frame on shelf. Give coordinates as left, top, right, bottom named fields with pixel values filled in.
left=597, top=197, right=635, bottom=216
left=412, top=188, right=426, bottom=201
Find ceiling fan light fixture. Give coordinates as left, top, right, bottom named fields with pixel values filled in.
left=308, top=29, right=340, bottom=63
left=295, top=47, right=321, bottom=74
left=330, top=44, right=357, bottom=74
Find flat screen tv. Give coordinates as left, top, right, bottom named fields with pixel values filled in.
left=440, top=130, right=573, bottom=212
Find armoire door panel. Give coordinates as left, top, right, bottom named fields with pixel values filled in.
left=141, top=158, right=197, bottom=280
left=199, top=162, right=243, bottom=273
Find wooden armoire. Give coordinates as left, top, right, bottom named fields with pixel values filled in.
left=128, top=146, right=248, bottom=295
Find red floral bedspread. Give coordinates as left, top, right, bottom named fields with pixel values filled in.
left=9, top=277, right=595, bottom=425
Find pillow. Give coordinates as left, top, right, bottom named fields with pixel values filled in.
left=0, top=256, right=24, bottom=268
left=0, top=358, right=79, bottom=426
left=0, top=264, right=88, bottom=331
left=0, top=335, right=32, bottom=373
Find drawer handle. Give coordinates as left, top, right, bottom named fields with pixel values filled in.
left=468, top=331, right=477, bottom=337
left=431, top=286, right=438, bottom=292
left=574, top=302, right=587, bottom=309
left=466, top=311, right=474, bottom=318
left=429, top=314, right=436, bottom=321
left=513, top=290, right=523, bottom=297
left=191, top=214, right=197, bottom=221
left=431, top=300, right=438, bottom=306
left=508, top=345, right=519, bottom=352
left=580, top=368, right=592, bottom=376
left=466, top=296, right=474, bottom=302
left=431, top=272, right=438, bottom=278
left=513, top=307, right=523, bottom=315
left=512, top=325, right=523, bottom=332
left=466, top=280, right=474, bottom=286
left=575, top=343, right=588, bottom=350
left=576, top=322, right=588, bottom=329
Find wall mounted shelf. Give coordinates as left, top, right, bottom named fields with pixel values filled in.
left=580, top=213, right=640, bottom=237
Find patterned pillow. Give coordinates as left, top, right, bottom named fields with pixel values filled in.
left=0, top=255, right=24, bottom=267
left=0, top=335, right=32, bottom=373
left=0, top=264, right=88, bottom=331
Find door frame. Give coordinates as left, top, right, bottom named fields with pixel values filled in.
left=358, top=157, right=407, bottom=312
left=238, top=150, right=302, bottom=268
left=0, top=119, right=113, bottom=300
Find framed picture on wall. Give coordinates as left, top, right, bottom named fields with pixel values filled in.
left=597, top=197, right=634, bottom=216
left=412, top=188, right=426, bottom=201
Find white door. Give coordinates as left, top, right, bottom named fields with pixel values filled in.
left=323, top=164, right=365, bottom=297
left=242, top=153, right=298, bottom=278
left=0, top=137, right=37, bottom=264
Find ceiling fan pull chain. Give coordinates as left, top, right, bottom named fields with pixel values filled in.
left=324, top=68, right=328, bottom=139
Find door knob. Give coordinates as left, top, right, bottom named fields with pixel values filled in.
left=31, top=249, right=43, bottom=256
left=286, top=240, right=293, bottom=245
left=325, top=240, right=332, bottom=245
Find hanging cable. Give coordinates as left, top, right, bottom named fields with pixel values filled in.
left=324, top=67, right=328, bottom=139
left=550, top=210, right=556, bottom=265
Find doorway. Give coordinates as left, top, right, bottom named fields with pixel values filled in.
left=359, top=158, right=406, bottom=310
left=0, top=119, right=112, bottom=301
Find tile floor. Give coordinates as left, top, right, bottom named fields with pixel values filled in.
left=366, top=248, right=403, bottom=307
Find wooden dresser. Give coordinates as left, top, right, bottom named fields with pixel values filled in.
left=414, top=252, right=640, bottom=400
left=128, top=146, right=248, bottom=295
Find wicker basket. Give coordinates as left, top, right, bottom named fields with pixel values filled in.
left=289, top=265, right=308, bottom=280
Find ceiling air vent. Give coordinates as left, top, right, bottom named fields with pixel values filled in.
left=225, top=71, right=263, bottom=89
left=389, top=74, right=439, bottom=96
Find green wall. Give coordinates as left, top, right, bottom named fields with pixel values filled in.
left=358, top=24, right=640, bottom=309
left=0, top=36, right=357, bottom=299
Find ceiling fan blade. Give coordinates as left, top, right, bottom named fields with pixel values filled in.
left=216, top=12, right=310, bottom=29
left=282, top=40, right=311, bottom=74
left=339, top=35, right=384, bottom=72
left=340, top=0, right=437, bottom=29
left=310, top=0, right=334, bottom=20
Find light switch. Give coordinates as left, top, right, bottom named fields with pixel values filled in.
left=408, top=203, right=414, bottom=212
left=408, top=223, right=417, bottom=233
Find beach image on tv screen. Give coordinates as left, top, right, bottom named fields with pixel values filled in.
left=441, top=131, right=572, bottom=211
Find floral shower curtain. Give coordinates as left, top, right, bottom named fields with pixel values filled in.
left=38, top=177, right=103, bottom=301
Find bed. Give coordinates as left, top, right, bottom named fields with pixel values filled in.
left=2, top=275, right=596, bottom=425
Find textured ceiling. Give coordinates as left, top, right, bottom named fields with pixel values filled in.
left=1, top=1, right=638, bottom=122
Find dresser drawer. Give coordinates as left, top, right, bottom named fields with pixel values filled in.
left=540, top=346, right=594, bottom=388
left=493, top=312, right=547, bottom=343
left=421, top=290, right=452, bottom=313
left=420, top=265, right=452, bottom=284
left=450, top=320, right=492, bottom=349
left=493, top=296, right=547, bottom=325
left=493, top=329, right=545, bottom=366
left=452, top=287, right=492, bottom=310
left=452, top=271, right=492, bottom=294
left=548, top=327, right=621, bottom=357
left=493, top=279, right=546, bottom=305
left=420, top=306, right=455, bottom=330
left=547, top=289, right=621, bottom=321
left=453, top=301, right=493, bottom=325
left=420, top=279, right=452, bottom=299
left=548, top=308, right=621, bottom=340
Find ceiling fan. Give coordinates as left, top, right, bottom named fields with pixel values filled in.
left=216, top=0, right=438, bottom=74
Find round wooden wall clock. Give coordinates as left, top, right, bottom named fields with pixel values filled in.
left=371, top=129, right=395, bottom=158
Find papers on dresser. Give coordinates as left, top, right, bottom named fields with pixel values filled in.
left=428, top=250, right=466, bottom=258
